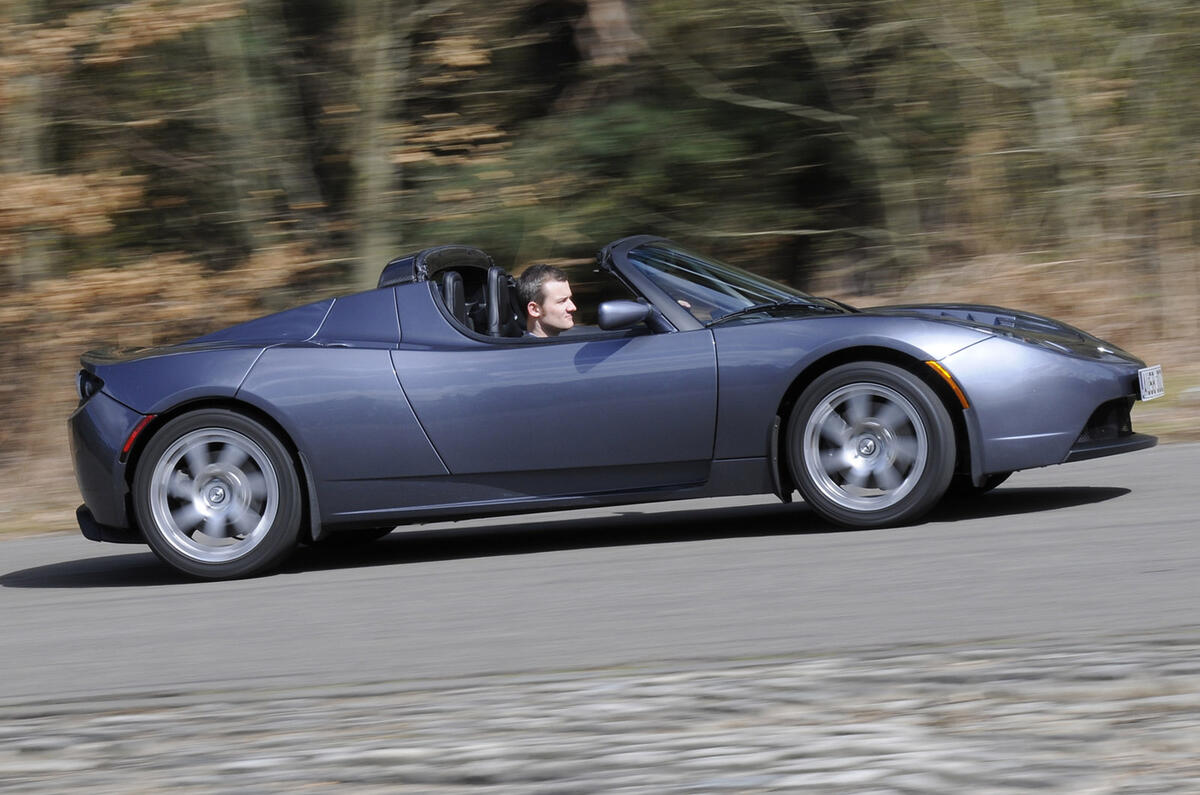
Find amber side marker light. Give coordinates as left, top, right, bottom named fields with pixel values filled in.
left=120, top=415, right=156, bottom=462
left=925, top=361, right=969, bottom=409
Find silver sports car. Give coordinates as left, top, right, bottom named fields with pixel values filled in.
left=69, top=235, right=1163, bottom=579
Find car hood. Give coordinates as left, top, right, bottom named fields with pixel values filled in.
left=867, top=302, right=1141, bottom=363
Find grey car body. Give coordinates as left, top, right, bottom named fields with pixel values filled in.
left=69, top=235, right=1157, bottom=578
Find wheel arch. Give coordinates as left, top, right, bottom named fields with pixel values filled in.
left=122, top=397, right=321, bottom=544
left=771, top=346, right=972, bottom=495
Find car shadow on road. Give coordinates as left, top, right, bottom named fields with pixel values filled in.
left=1, top=548, right=188, bottom=588
left=1, top=485, right=1130, bottom=588
left=288, top=484, right=1131, bottom=575
left=926, top=485, right=1130, bottom=522
left=288, top=501, right=826, bottom=575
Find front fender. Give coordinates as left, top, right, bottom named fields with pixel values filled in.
left=712, top=315, right=990, bottom=460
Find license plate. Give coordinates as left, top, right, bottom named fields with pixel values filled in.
left=1138, top=365, right=1164, bottom=401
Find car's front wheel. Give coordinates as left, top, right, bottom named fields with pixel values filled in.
left=133, top=409, right=302, bottom=579
left=787, top=362, right=956, bottom=527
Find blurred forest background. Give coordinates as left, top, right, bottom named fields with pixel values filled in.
left=1, top=0, right=1197, bottom=530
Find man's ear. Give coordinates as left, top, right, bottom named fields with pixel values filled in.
left=526, top=300, right=542, bottom=318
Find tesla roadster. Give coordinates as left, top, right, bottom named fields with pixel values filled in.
left=69, top=235, right=1163, bottom=579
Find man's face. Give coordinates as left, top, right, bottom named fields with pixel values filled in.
left=530, top=279, right=576, bottom=336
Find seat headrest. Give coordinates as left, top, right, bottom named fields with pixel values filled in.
left=486, top=266, right=524, bottom=337
left=442, top=270, right=468, bottom=326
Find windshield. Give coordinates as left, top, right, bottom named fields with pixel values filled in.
left=625, top=243, right=816, bottom=323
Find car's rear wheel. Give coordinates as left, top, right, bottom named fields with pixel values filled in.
left=133, top=409, right=302, bottom=579
left=787, top=362, right=955, bottom=527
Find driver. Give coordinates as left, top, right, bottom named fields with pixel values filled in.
left=517, top=264, right=577, bottom=337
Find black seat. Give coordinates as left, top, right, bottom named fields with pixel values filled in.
left=441, top=270, right=471, bottom=329
left=486, top=266, right=525, bottom=337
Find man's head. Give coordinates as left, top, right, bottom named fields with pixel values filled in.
left=518, top=264, right=576, bottom=337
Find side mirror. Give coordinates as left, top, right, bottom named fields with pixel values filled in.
left=597, top=300, right=651, bottom=330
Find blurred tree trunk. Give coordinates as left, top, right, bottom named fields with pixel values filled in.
left=350, top=0, right=407, bottom=290
left=205, top=1, right=324, bottom=256
left=3, top=82, right=56, bottom=285
left=206, top=14, right=274, bottom=255
left=781, top=1, right=931, bottom=273
left=575, top=0, right=645, bottom=66
left=1000, top=0, right=1097, bottom=248
left=2, top=1, right=58, bottom=285
left=1162, top=163, right=1199, bottom=345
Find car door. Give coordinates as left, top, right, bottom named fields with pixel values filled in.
left=392, top=328, right=718, bottom=497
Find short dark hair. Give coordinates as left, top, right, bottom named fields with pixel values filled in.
left=517, top=264, right=569, bottom=307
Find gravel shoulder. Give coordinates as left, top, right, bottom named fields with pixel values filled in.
left=3, top=634, right=1200, bottom=793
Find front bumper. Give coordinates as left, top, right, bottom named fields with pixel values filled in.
left=1064, top=432, right=1157, bottom=463
left=943, top=337, right=1155, bottom=475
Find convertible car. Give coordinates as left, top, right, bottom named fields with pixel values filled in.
left=70, top=235, right=1163, bottom=579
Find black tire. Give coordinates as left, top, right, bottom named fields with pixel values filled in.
left=132, top=409, right=302, bottom=579
left=786, top=362, right=956, bottom=527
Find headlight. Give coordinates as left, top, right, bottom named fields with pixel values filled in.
left=986, top=326, right=1137, bottom=363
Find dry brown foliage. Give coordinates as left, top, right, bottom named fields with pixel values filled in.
left=0, top=172, right=144, bottom=241
left=0, top=1, right=244, bottom=78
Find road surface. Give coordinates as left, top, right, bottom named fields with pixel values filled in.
left=2, top=443, right=1196, bottom=705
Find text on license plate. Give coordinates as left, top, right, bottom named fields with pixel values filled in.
left=1138, top=365, right=1165, bottom=401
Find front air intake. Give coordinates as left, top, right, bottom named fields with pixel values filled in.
left=1075, top=398, right=1134, bottom=444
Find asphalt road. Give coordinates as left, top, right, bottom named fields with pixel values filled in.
left=2, top=443, right=1197, bottom=706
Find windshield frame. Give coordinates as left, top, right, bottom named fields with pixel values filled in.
left=617, top=240, right=822, bottom=326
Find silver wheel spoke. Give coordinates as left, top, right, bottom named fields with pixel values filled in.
left=168, top=470, right=194, bottom=500
left=203, top=515, right=228, bottom=539
left=875, top=401, right=909, bottom=432
left=892, top=436, right=918, bottom=466
left=172, top=504, right=203, bottom=532
left=844, top=466, right=870, bottom=489
left=231, top=507, right=262, bottom=537
left=184, top=445, right=209, bottom=477
left=244, top=472, right=268, bottom=502
left=845, top=393, right=872, bottom=426
left=216, top=443, right=249, bottom=470
left=820, top=448, right=848, bottom=475
left=819, top=412, right=852, bottom=445
left=875, top=463, right=903, bottom=491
